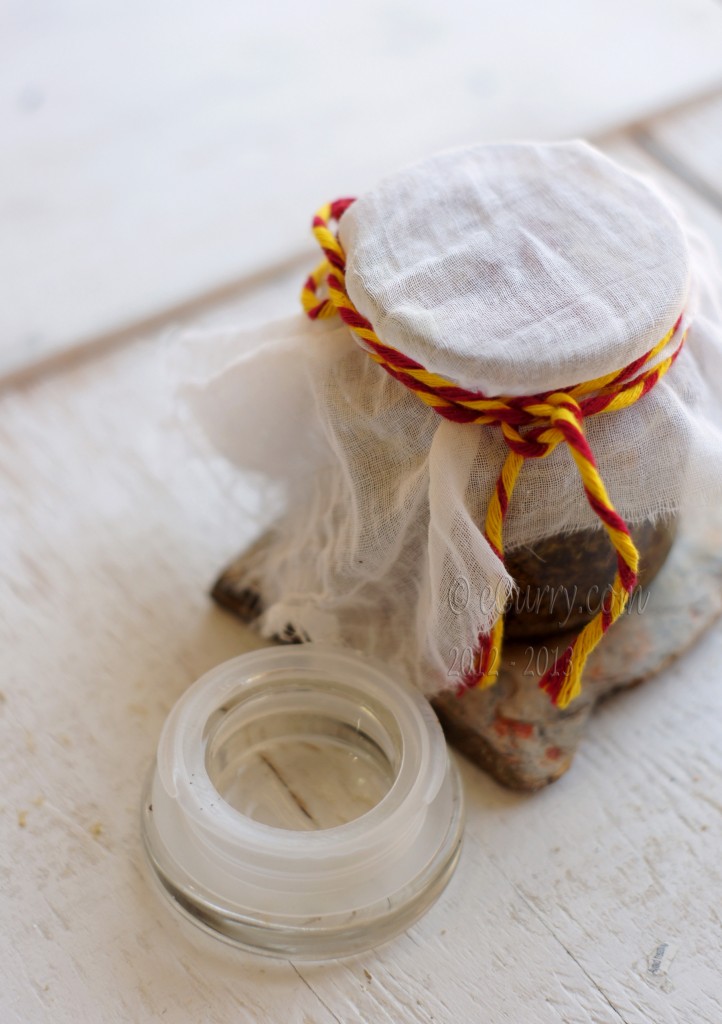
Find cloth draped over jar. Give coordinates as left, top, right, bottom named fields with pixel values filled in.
left=179, top=141, right=722, bottom=702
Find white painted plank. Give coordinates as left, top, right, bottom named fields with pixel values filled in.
left=3, top=116, right=722, bottom=1023
left=0, top=354, right=327, bottom=1024
left=4, top=0, right=722, bottom=378
left=603, top=133, right=722, bottom=255
left=637, top=92, right=722, bottom=208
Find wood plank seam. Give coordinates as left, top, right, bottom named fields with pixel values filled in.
left=629, top=127, right=722, bottom=214
left=290, top=964, right=344, bottom=1024
left=0, top=249, right=313, bottom=397
left=491, top=859, right=631, bottom=1024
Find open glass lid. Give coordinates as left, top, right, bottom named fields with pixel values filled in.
left=141, top=646, right=464, bottom=959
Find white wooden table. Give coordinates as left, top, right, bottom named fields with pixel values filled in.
left=2, top=5, right=722, bottom=1021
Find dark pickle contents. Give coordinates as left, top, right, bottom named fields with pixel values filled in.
left=504, top=517, right=677, bottom=639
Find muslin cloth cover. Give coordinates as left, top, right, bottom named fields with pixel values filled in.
left=181, top=142, right=722, bottom=695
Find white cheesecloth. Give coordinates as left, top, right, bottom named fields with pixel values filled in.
left=180, top=141, right=722, bottom=694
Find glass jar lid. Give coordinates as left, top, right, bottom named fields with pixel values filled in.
left=141, top=645, right=464, bottom=959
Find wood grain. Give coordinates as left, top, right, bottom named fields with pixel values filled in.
left=632, top=93, right=722, bottom=214
left=2, top=99, right=722, bottom=1024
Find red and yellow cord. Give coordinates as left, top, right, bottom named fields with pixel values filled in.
left=301, top=199, right=687, bottom=708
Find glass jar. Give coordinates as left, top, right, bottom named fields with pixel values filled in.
left=504, top=516, right=678, bottom=639
left=141, top=646, right=464, bottom=959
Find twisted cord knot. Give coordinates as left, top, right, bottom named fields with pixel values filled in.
left=301, top=199, right=687, bottom=708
